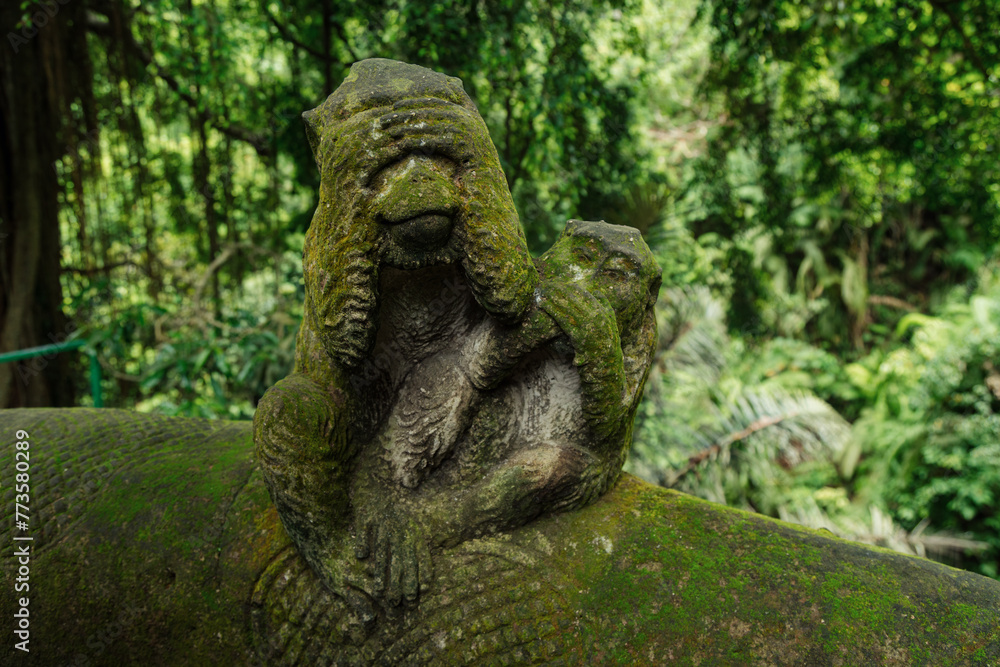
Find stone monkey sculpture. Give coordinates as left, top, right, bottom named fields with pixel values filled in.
left=254, top=58, right=537, bottom=611
left=253, top=59, right=661, bottom=616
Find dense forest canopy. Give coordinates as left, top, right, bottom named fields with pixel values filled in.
left=1, top=0, right=998, bottom=578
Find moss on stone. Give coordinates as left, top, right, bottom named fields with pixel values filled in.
left=1, top=408, right=998, bottom=665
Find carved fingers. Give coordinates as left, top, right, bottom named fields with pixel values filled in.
left=376, top=101, right=486, bottom=166
left=540, top=281, right=621, bottom=366
left=353, top=503, right=433, bottom=608
left=325, top=101, right=488, bottom=189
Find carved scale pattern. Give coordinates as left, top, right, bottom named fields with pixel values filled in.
left=0, top=409, right=243, bottom=559
left=251, top=540, right=584, bottom=665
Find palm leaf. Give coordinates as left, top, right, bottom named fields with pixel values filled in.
left=780, top=504, right=989, bottom=561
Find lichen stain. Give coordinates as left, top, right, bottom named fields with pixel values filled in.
left=592, top=535, right=613, bottom=555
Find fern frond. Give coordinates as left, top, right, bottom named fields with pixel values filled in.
left=667, top=386, right=850, bottom=488
left=907, top=518, right=991, bottom=560
left=656, top=285, right=728, bottom=384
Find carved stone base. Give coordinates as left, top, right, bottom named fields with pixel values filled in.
left=2, top=409, right=998, bottom=665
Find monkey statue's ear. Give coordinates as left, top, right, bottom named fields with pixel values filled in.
left=302, top=108, right=321, bottom=168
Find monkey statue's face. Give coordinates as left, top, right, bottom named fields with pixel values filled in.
left=539, top=219, right=662, bottom=335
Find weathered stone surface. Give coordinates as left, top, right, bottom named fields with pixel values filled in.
left=1, top=408, right=998, bottom=665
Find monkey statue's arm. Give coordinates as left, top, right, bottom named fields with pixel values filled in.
left=382, top=310, right=562, bottom=489
left=539, top=281, right=632, bottom=450
left=253, top=372, right=379, bottom=622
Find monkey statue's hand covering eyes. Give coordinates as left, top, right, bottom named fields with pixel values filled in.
left=298, top=61, right=537, bottom=376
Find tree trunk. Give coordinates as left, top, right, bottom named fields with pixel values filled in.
left=0, top=4, right=78, bottom=408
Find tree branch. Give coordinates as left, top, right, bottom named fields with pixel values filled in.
left=867, top=294, right=917, bottom=312
left=193, top=244, right=238, bottom=307
left=86, top=13, right=273, bottom=157
left=668, top=413, right=793, bottom=486
left=263, top=4, right=336, bottom=62
left=331, top=20, right=359, bottom=64
left=62, top=259, right=145, bottom=276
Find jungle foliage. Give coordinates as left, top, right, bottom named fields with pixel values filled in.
left=2, top=0, right=998, bottom=578
left=628, top=0, right=1000, bottom=579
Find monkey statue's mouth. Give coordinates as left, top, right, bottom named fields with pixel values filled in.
left=372, top=154, right=460, bottom=267
left=386, top=212, right=454, bottom=252
left=379, top=210, right=459, bottom=269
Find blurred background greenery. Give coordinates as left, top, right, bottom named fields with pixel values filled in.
left=1, top=0, right=998, bottom=579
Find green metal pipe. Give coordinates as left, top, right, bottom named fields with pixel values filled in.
left=89, top=353, right=103, bottom=408
left=0, top=339, right=102, bottom=407
left=0, top=339, right=86, bottom=364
